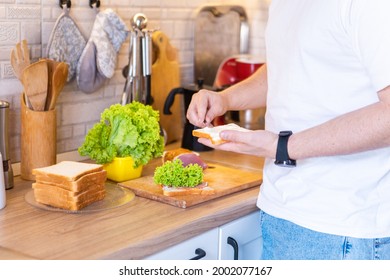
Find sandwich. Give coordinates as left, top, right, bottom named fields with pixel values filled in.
left=162, top=148, right=208, bottom=169
left=192, top=123, right=249, bottom=145
left=153, top=159, right=214, bottom=196
left=32, top=161, right=107, bottom=211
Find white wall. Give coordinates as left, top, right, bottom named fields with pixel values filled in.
left=0, top=0, right=269, bottom=163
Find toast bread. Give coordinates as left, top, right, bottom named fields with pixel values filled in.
left=192, top=123, right=248, bottom=145
left=162, top=183, right=214, bottom=197
left=32, top=161, right=106, bottom=210
left=162, top=148, right=208, bottom=169
left=32, top=161, right=104, bottom=181
left=32, top=182, right=105, bottom=202
left=162, top=148, right=197, bottom=162
left=34, top=188, right=106, bottom=211
left=34, top=170, right=107, bottom=192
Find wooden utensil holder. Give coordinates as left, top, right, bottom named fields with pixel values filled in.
left=20, top=95, right=56, bottom=180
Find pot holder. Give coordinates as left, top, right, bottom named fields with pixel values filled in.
left=46, top=8, right=86, bottom=82
left=77, top=8, right=128, bottom=93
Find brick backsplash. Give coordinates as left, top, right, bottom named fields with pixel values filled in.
left=0, top=0, right=269, bottom=164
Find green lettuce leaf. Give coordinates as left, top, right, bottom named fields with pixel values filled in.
left=78, top=102, right=164, bottom=167
left=153, top=159, right=203, bottom=188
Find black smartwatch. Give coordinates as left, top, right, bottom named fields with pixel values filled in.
left=274, top=131, right=296, bottom=167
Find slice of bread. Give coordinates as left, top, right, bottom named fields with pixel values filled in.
left=34, top=170, right=107, bottom=192
left=162, top=148, right=196, bottom=162
left=192, top=123, right=248, bottom=145
left=32, top=182, right=105, bottom=202
left=32, top=161, right=107, bottom=210
left=34, top=188, right=106, bottom=211
left=32, top=161, right=104, bottom=181
left=162, top=148, right=208, bottom=169
left=162, top=182, right=214, bottom=197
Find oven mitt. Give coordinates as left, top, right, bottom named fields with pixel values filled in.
left=77, top=8, right=128, bottom=93
left=46, top=9, right=86, bottom=82
left=76, top=40, right=107, bottom=93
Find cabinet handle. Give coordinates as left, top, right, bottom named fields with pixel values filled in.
left=227, top=236, right=239, bottom=260
left=189, top=248, right=206, bottom=260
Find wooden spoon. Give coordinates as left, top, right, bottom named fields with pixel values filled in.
left=21, top=60, right=48, bottom=111
left=48, top=62, right=68, bottom=110
left=44, top=59, right=60, bottom=110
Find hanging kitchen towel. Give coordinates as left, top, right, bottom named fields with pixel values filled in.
left=76, top=8, right=128, bottom=93
left=46, top=8, right=86, bottom=82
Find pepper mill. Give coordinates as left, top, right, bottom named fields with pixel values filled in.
left=0, top=100, right=14, bottom=190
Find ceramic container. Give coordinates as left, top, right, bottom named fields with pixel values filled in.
left=103, top=156, right=143, bottom=182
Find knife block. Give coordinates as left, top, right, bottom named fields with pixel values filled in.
left=20, top=95, right=56, bottom=180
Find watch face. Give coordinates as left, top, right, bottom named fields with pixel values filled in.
left=274, top=159, right=296, bottom=167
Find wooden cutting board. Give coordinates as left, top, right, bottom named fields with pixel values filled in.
left=118, top=161, right=262, bottom=208
left=151, top=31, right=183, bottom=144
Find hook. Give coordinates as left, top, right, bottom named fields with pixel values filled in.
left=59, top=0, right=71, bottom=9
left=89, top=0, right=101, bottom=8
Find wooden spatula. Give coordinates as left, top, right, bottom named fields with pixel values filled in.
left=22, top=60, right=48, bottom=111
left=11, top=40, right=34, bottom=109
left=10, top=40, right=30, bottom=80
left=48, top=62, right=68, bottom=110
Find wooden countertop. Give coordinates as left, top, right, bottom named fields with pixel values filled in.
left=0, top=144, right=263, bottom=260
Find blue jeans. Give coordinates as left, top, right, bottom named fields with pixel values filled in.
left=260, top=210, right=390, bottom=260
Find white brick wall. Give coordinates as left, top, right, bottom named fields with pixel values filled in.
left=0, top=0, right=269, bottom=163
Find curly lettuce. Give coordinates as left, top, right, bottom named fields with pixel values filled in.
left=153, top=159, right=203, bottom=188
left=78, top=102, right=164, bottom=167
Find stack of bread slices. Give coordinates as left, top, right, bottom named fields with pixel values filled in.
left=32, top=161, right=107, bottom=211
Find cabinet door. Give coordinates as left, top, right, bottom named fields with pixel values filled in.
left=218, top=211, right=262, bottom=260
left=144, top=228, right=219, bottom=260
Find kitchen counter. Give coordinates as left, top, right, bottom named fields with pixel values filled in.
left=0, top=143, right=264, bottom=260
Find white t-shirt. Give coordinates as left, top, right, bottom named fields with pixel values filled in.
left=258, top=0, right=390, bottom=238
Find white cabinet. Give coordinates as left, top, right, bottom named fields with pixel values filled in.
left=145, top=211, right=262, bottom=260
left=218, top=211, right=262, bottom=260
left=144, top=228, right=219, bottom=260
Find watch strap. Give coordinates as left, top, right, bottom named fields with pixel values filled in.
left=274, top=131, right=296, bottom=167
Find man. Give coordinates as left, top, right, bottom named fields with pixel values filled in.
left=186, top=0, right=390, bottom=259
